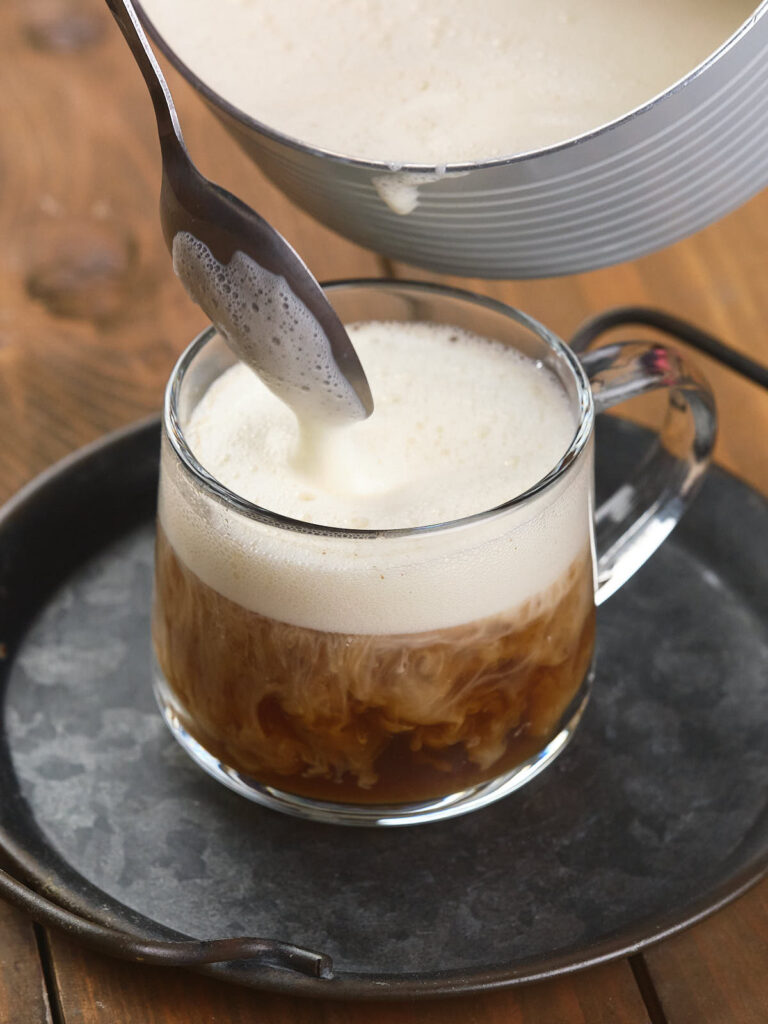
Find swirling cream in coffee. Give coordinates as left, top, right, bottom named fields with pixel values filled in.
left=154, top=322, right=596, bottom=803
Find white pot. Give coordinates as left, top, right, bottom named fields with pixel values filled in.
left=141, top=3, right=768, bottom=279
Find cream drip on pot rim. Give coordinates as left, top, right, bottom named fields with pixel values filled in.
left=159, top=321, right=595, bottom=634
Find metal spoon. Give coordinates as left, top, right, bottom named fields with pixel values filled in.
left=105, top=0, right=373, bottom=421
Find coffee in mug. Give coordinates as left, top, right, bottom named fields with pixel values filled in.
left=153, top=281, right=715, bottom=824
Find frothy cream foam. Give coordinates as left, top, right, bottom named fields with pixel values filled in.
left=160, top=322, right=595, bottom=634
left=142, top=0, right=754, bottom=163
left=184, top=321, right=576, bottom=529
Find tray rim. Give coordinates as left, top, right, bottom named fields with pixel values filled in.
left=0, top=415, right=766, bottom=1000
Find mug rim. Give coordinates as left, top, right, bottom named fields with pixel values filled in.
left=136, top=1, right=767, bottom=174
left=164, top=278, right=594, bottom=540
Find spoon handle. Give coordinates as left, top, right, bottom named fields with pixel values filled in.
left=105, top=0, right=185, bottom=150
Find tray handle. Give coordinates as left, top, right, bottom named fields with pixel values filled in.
left=0, top=864, right=333, bottom=978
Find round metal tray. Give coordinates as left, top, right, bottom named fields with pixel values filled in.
left=0, top=409, right=766, bottom=999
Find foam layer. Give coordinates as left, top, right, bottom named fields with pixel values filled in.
left=183, top=321, right=576, bottom=529
left=143, top=0, right=754, bottom=163
left=160, top=322, right=595, bottom=634
left=172, top=232, right=367, bottom=423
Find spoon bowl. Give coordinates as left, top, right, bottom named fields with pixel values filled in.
left=105, top=0, right=373, bottom=420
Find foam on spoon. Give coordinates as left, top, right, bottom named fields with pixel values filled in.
left=172, top=232, right=367, bottom=424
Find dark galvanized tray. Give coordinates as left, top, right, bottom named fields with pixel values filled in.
left=0, top=315, right=766, bottom=1001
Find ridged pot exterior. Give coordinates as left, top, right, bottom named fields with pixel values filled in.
left=202, top=7, right=767, bottom=279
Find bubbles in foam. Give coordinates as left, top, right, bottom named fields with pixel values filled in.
left=172, top=231, right=366, bottom=423
left=161, top=319, right=595, bottom=634
left=183, top=319, right=577, bottom=530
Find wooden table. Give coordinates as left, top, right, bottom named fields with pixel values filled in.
left=2, top=1, right=767, bottom=1020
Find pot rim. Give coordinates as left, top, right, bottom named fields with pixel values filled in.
left=136, top=0, right=767, bottom=174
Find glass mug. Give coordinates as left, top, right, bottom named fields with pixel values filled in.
left=152, top=281, right=716, bottom=826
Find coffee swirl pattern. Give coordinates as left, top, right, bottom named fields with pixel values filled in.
left=154, top=528, right=595, bottom=802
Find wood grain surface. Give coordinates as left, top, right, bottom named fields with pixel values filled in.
left=0, top=904, right=51, bottom=1024
left=1, top=0, right=767, bottom=1021
left=643, top=870, right=768, bottom=1023
left=44, top=933, right=650, bottom=1024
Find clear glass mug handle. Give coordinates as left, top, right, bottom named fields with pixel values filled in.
left=579, top=342, right=717, bottom=605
